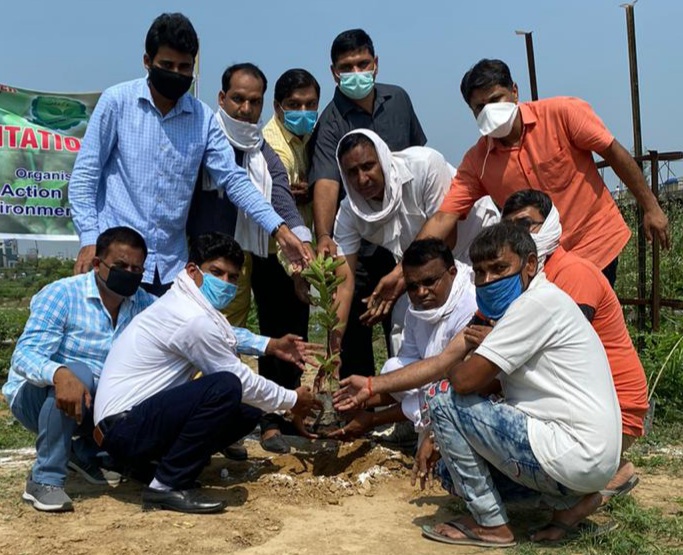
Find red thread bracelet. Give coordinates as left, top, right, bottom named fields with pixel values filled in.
left=367, top=376, right=374, bottom=398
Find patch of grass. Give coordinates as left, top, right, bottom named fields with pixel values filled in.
left=0, top=404, right=34, bottom=450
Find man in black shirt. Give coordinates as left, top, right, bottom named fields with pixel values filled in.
left=309, top=28, right=427, bottom=378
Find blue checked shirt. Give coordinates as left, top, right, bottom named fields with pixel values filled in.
left=2, top=272, right=156, bottom=408
left=68, top=78, right=284, bottom=284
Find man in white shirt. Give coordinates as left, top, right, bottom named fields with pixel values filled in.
left=334, top=222, right=621, bottom=547
left=327, top=238, right=476, bottom=443
left=94, top=232, right=319, bottom=514
left=331, top=129, right=497, bottom=375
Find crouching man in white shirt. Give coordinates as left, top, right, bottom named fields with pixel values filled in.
left=93, top=232, right=319, bottom=514
left=327, top=238, right=476, bottom=444
left=335, top=222, right=621, bottom=547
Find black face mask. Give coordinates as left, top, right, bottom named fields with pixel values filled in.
left=148, top=66, right=193, bottom=101
left=99, top=263, right=143, bottom=297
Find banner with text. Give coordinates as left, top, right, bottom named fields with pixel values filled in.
left=0, top=84, right=100, bottom=240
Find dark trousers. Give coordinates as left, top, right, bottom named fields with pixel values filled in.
left=251, top=253, right=309, bottom=432
left=340, top=245, right=396, bottom=379
left=141, top=267, right=173, bottom=297
left=102, top=373, right=261, bottom=489
left=602, top=256, right=619, bottom=288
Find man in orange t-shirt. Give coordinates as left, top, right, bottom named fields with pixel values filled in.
left=419, top=58, right=669, bottom=288
left=502, top=189, right=648, bottom=497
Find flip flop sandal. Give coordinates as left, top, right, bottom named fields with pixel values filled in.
left=600, top=474, right=640, bottom=498
left=531, top=519, right=619, bottom=545
left=421, top=519, right=517, bottom=548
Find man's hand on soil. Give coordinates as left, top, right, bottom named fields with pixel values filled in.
left=411, top=434, right=441, bottom=491
left=326, top=410, right=374, bottom=440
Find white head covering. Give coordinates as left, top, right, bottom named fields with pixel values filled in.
left=336, top=129, right=413, bottom=258
left=214, top=107, right=272, bottom=258
left=407, top=260, right=474, bottom=357
left=533, top=205, right=562, bottom=271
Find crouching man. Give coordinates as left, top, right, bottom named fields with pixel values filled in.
left=93, top=232, right=319, bottom=514
left=328, top=238, right=476, bottom=443
left=3, top=227, right=154, bottom=512
left=335, top=222, right=621, bottom=547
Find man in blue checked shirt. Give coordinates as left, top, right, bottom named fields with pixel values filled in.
left=68, top=12, right=310, bottom=296
left=3, top=227, right=155, bottom=512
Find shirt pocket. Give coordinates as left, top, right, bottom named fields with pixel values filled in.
left=169, top=142, right=204, bottom=181
left=535, top=146, right=571, bottom=192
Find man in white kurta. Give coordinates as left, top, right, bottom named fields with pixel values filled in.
left=330, top=129, right=497, bottom=371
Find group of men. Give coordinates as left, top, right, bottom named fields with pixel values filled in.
left=1, top=9, right=670, bottom=549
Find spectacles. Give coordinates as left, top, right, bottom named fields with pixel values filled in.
left=405, top=270, right=447, bottom=293
left=511, top=217, right=544, bottom=231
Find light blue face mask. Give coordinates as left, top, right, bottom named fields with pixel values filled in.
left=199, top=271, right=238, bottom=310
left=283, top=109, right=318, bottom=136
left=475, top=271, right=524, bottom=321
left=338, top=71, right=375, bottom=100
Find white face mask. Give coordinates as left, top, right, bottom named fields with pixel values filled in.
left=476, top=102, right=519, bottom=138
left=217, top=107, right=263, bottom=150
left=530, top=205, right=562, bottom=271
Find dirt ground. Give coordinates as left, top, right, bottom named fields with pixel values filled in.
left=1, top=435, right=682, bottom=555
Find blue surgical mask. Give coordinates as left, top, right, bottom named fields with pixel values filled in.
left=199, top=271, right=238, bottom=310
left=283, top=110, right=318, bottom=136
left=338, top=71, right=375, bottom=100
left=475, top=271, right=524, bottom=321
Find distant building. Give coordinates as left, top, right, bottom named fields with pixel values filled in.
left=0, top=240, right=19, bottom=268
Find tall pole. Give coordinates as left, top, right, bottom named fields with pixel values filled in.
left=622, top=2, right=647, bottom=340
left=515, top=30, right=538, bottom=100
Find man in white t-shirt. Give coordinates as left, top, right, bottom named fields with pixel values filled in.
left=334, top=221, right=621, bottom=547
left=327, top=238, right=476, bottom=443
left=331, top=129, right=498, bottom=375
left=94, top=233, right=319, bottom=514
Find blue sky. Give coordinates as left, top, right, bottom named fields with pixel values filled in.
left=4, top=0, right=682, bottom=255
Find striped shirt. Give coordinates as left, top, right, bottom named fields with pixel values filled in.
left=68, top=78, right=283, bottom=284
left=2, top=272, right=155, bottom=408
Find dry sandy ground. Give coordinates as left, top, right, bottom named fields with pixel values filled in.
left=1, top=436, right=682, bottom=555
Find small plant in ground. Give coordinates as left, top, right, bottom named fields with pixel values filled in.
left=301, top=254, right=345, bottom=394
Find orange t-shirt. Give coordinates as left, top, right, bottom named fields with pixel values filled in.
left=441, top=97, right=631, bottom=270
left=545, top=247, right=648, bottom=437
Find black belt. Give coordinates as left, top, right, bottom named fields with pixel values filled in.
left=93, top=411, right=129, bottom=447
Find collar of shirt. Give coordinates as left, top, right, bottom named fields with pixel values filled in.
left=135, top=77, right=195, bottom=118
left=333, top=82, right=393, bottom=117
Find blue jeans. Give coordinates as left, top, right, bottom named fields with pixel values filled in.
left=427, top=380, right=583, bottom=527
left=11, top=362, right=98, bottom=487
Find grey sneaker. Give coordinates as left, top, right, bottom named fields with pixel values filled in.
left=23, top=475, right=73, bottom=512
left=68, top=453, right=120, bottom=486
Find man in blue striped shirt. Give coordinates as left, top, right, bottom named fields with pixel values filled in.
left=3, top=227, right=155, bottom=512
left=68, top=12, right=309, bottom=296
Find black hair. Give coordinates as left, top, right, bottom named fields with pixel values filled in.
left=188, top=232, right=244, bottom=268
left=469, top=221, right=537, bottom=265
left=95, top=226, right=147, bottom=259
left=460, top=59, right=514, bottom=105
left=337, top=132, right=376, bottom=161
left=274, top=69, right=320, bottom=104
left=501, top=189, right=553, bottom=219
left=221, top=63, right=267, bottom=94
left=402, top=238, right=455, bottom=270
left=145, top=13, right=199, bottom=60
left=330, top=29, right=374, bottom=65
